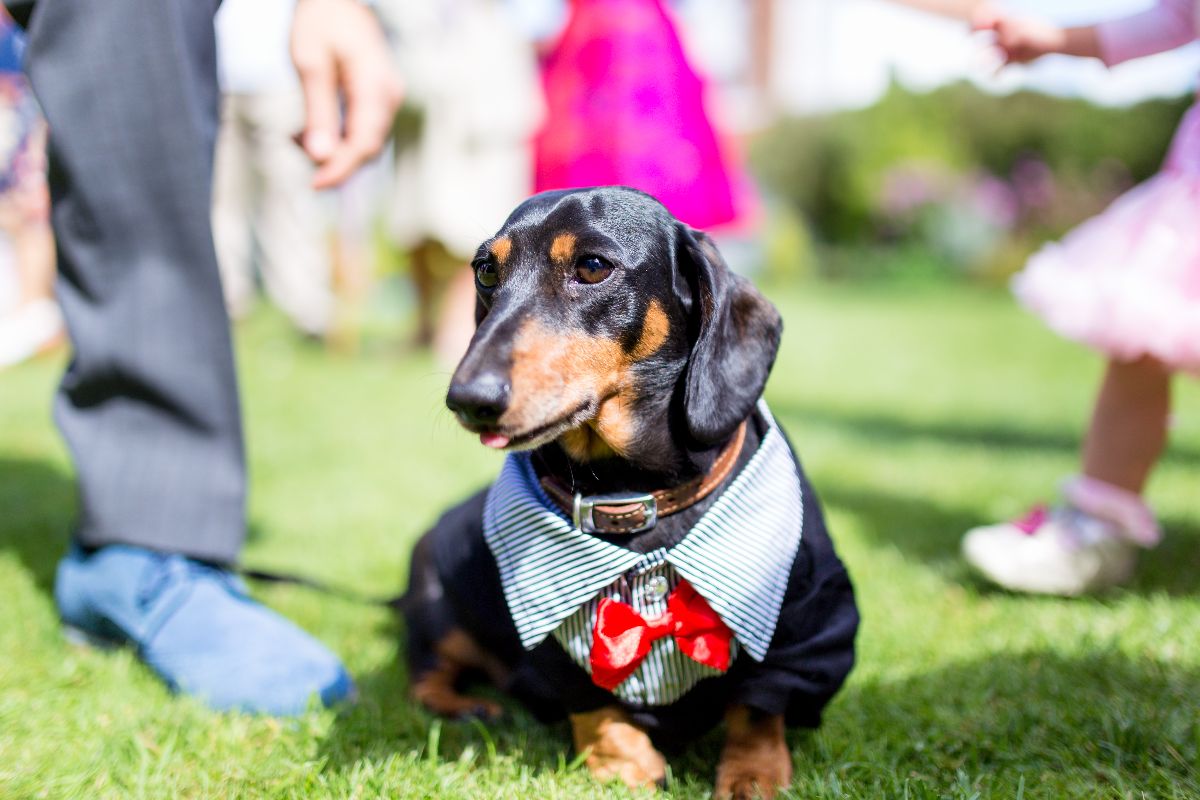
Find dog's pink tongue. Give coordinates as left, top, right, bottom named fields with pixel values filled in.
left=480, top=432, right=510, bottom=449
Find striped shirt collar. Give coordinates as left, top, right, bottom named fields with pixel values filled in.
left=482, top=402, right=804, bottom=662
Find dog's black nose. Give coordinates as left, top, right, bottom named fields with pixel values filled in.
left=446, top=374, right=510, bottom=427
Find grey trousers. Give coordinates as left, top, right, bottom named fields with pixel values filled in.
left=19, top=0, right=246, bottom=563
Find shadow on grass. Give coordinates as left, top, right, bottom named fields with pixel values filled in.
left=771, top=400, right=1200, bottom=469
left=319, top=640, right=1200, bottom=797
left=1128, top=515, right=1200, bottom=597
left=0, top=456, right=74, bottom=594
left=767, top=401, right=1200, bottom=597
left=821, top=479, right=1200, bottom=598
left=821, top=482, right=985, bottom=570
left=800, top=650, right=1200, bottom=796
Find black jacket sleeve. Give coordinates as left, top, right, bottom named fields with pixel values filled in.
left=727, top=459, right=859, bottom=728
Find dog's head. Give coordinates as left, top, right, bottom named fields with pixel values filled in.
left=446, top=187, right=781, bottom=467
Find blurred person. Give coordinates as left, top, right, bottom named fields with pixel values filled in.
left=0, top=9, right=59, bottom=369
left=383, top=0, right=542, bottom=361
left=211, top=0, right=333, bottom=340
left=534, top=0, right=755, bottom=233
left=962, top=1, right=1200, bottom=595
left=5, top=0, right=400, bottom=713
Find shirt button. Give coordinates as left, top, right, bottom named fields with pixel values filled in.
left=643, top=575, right=669, bottom=600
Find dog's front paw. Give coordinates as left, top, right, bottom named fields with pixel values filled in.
left=713, top=707, right=792, bottom=800
left=571, top=707, right=667, bottom=790
left=410, top=670, right=503, bottom=721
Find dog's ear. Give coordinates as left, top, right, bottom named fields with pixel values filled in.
left=677, top=224, right=782, bottom=446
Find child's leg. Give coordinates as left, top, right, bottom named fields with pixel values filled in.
left=963, top=355, right=1170, bottom=594
left=1081, top=356, right=1172, bottom=495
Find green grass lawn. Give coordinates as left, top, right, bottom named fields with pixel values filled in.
left=2, top=282, right=1198, bottom=799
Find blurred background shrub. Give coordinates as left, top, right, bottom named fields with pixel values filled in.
left=750, top=81, right=1191, bottom=284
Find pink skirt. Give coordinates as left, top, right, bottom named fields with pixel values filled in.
left=1014, top=102, right=1200, bottom=373
left=533, top=0, right=752, bottom=231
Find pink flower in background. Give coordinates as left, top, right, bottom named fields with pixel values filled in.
left=1011, top=156, right=1056, bottom=212
left=879, top=163, right=946, bottom=217
left=968, top=173, right=1019, bottom=230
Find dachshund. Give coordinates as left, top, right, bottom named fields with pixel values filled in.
left=402, top=187, right=858, bottom=799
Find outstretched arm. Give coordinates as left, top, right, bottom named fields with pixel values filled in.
left=1094, top=0, right=1198, bottom=66
left=973, top=0, right=1197, bottom=68
left=972, top=5, right=1101, bottom=64
left=290, top=0, right=403, bottom=189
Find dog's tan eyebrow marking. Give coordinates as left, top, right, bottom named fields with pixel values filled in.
left=549, top=233, right=576, bottom=265
left=490, top=236, right=513, bottom=264
left=631, top=299, right=669, bottom=360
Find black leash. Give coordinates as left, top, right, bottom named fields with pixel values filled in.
left=239, top=566, right=406, bottom=610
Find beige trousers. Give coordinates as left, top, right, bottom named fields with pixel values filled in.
left=211, top=90, right=332, bottom=336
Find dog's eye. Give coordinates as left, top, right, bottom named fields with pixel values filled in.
left=474, top=258, right=498, bottom=289
left=574, top=256, right=613, bottom=285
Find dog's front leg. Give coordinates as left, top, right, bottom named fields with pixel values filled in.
left=409, top=629, right=507, bottom=720
left=570, top=706, right=667, bottom=790
left=713, top=706, right=792, bottom=800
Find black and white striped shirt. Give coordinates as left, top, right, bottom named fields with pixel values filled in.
left=482, top=403, right=804, bottom=707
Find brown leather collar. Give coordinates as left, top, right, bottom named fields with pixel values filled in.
left=538, top=421, right=747, bottom=535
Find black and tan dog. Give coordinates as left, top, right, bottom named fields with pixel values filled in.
left=403, top=187, right=858, bottom=799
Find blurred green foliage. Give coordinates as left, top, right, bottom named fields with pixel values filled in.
left=751, top=81, right=1192, bottom=282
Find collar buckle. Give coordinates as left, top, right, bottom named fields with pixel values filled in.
left=573, top=491, right=658, bottom=534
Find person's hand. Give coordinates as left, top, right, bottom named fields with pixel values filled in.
left=291, top=0, right=403, bottom=189
left=972, top=4, right=1066, bottom=64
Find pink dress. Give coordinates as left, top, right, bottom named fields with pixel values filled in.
left=534, top=0, right=750, bottom=231
left=1013, top=0, right=1200, bottom=372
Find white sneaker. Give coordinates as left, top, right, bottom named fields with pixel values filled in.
left=962, top=505, right=1136, bottom=596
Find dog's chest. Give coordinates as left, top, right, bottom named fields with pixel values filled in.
left=483, top=402, right=806, bottom=707
left=551, top=550, right=740, bottom=706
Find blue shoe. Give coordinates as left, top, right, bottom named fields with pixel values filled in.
left=55, top=544, right=355, bottom=715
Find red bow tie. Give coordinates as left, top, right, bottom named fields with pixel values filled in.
left=589, top=579, right=733, bottom=691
